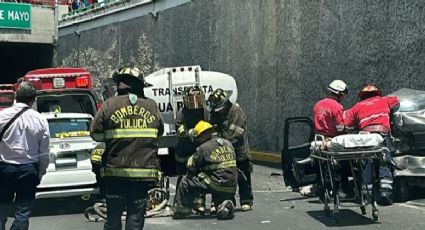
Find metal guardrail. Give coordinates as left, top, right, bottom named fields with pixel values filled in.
left=59, top=0, right=127, bottom=21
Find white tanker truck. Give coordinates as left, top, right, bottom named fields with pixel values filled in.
left=101, top=65, right=238, bottom=176
left=144, top=65, right=238, bottom=155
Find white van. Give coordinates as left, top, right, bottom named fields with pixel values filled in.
left=36, top=112, right=98, bottom=199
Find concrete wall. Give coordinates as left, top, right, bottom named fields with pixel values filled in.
left=0, top=5, right=56, bottom=44
left=56, top=0, right=425, bottom=152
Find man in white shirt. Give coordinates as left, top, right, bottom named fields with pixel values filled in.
left=0, top=82, right=50, bottom=230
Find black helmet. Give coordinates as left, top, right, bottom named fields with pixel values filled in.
left=111, top=67, right=152, bottom=89
left=207, top=88, right=233, bottom=112
left=183, top=86, right=205, bottom=109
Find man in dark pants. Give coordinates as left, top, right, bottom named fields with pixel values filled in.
left=0, top=82, right=50, bottom=230
left=208, top=89, right=253, bottom=211
left=344, top=84, right=399, bottom=205
left=90, top=67, right=164, bottom=230
left=173, top=120, right=237, bottom=220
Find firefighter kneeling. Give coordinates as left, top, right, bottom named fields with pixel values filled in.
left=173, top=121, right=237, bottom=220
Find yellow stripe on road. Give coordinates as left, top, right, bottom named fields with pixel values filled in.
left=251, top=150, right=281, bottom=164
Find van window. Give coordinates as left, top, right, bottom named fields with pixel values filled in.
left=36, top=93, right=97, bottom=116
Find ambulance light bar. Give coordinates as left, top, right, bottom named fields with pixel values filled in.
left=75, top=76, right=90, bottom=88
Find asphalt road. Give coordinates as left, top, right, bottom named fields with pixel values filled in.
left=5, top=164, right=425, bottom=230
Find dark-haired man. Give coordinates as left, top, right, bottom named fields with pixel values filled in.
left=0, top=82, right=50, bottom=230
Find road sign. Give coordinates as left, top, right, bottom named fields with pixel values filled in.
left=0, top=2, right=31, bottom=30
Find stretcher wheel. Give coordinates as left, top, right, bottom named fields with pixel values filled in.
left=360, top=206, right=366, bottom=215
left=372, top=210, right=379, bottom=221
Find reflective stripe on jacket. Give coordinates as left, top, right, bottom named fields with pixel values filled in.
left=198, top=172, right=236, bottom=193
left=187, top=136, right=237, bottom=194
left=101, top=167, right=159, bottom=180
left=174, top=108, right=209, bottom=164
left=344, top=96, right=399, bottom=130
left=90, top=94, right=164, bottom=180
left=210, top=103, right=250, bottom=161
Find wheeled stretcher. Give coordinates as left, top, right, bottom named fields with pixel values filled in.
left=310, top=133, right=384, bottom=223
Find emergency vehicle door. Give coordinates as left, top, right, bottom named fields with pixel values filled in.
left=282, top=117, right=316, bottom=188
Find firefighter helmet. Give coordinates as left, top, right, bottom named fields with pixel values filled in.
left=207, top=88, right=233, bottom=112
left=194, top=120, right=213, bottom=137
left=327, top=80, right=348, bottom=96
left=183, top=86, right=205, bottom=109
left=358, top=84, right=382, bottom=100
left=112, top=67, right=153, bottom=88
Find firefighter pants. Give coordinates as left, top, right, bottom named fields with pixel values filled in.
left=237, top=159, right=254, bottom=206
left=0, top=162, right=39, bottom=230
left=103, top=178, right=149, bottom=230
left=362, top=135, right=394, bottom=193
left=174, top=175, right=235, bottom=210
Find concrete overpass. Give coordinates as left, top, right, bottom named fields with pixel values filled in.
left=0, top=2, right=68, bottom=84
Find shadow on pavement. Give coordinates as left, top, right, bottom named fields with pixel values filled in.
left=31, top=197, right=93, bottom=217
left=409, top=187, right=425, bottom=200
left=280, top=196, right=314, bottom=202
left=307, top=209, right=377, bottom=227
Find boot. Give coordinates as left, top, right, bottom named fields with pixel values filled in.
left=193, top=196, right=206, bottom=215
left=378, top=177, right=394, bottom=206
left=241, top=204, right=253, bottom=211
left=378, top=189, right=393, bottom=206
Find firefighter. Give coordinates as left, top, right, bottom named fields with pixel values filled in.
left=313, top=80, right=350, bottom=198
left=344, top=84, right=399, bottom=205
left=207, top=89, right=253, bottom=211
left=174, top=86, right=210, bottom=213
left=90, top=67, right=164, bottom=230
left=173, top=120, right=237, bottom=220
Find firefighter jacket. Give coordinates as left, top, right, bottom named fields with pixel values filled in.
left=210, top=103, right=250, bottom=161
left=187, top=135, right=237, bottom=194
left=90, top=93, right=164, bottom=181
left=344, top=96, right=399, bottom=130
left=174, top=108, right=209, bottom=164
left=313, top=98, right=344, bottom=137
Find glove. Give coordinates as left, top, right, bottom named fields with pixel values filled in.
left=188, top=128, right=195, bottom=142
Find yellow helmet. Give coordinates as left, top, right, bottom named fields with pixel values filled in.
left=194, top=120, right=213, bottom=137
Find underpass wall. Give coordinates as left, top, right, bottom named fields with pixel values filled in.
left=55, top=0, right=425, bottom=152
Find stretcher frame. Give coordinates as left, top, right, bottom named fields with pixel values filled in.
left=311, top=146, right=382, bottom=223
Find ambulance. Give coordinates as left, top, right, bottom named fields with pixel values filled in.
left=17, top=67, right=101, bottom=116
left=17, top=67, right=101, bottom=199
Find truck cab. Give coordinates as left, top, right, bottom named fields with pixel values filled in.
left=18, top=68, right=100, bottom=116
left=0, top=84, right=15, bottom=111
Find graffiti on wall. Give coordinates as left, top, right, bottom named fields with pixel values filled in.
left=55, top=34, right=161, bottom=98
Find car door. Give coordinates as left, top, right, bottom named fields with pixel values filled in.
left=281, top=117, right=316, bottom=189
